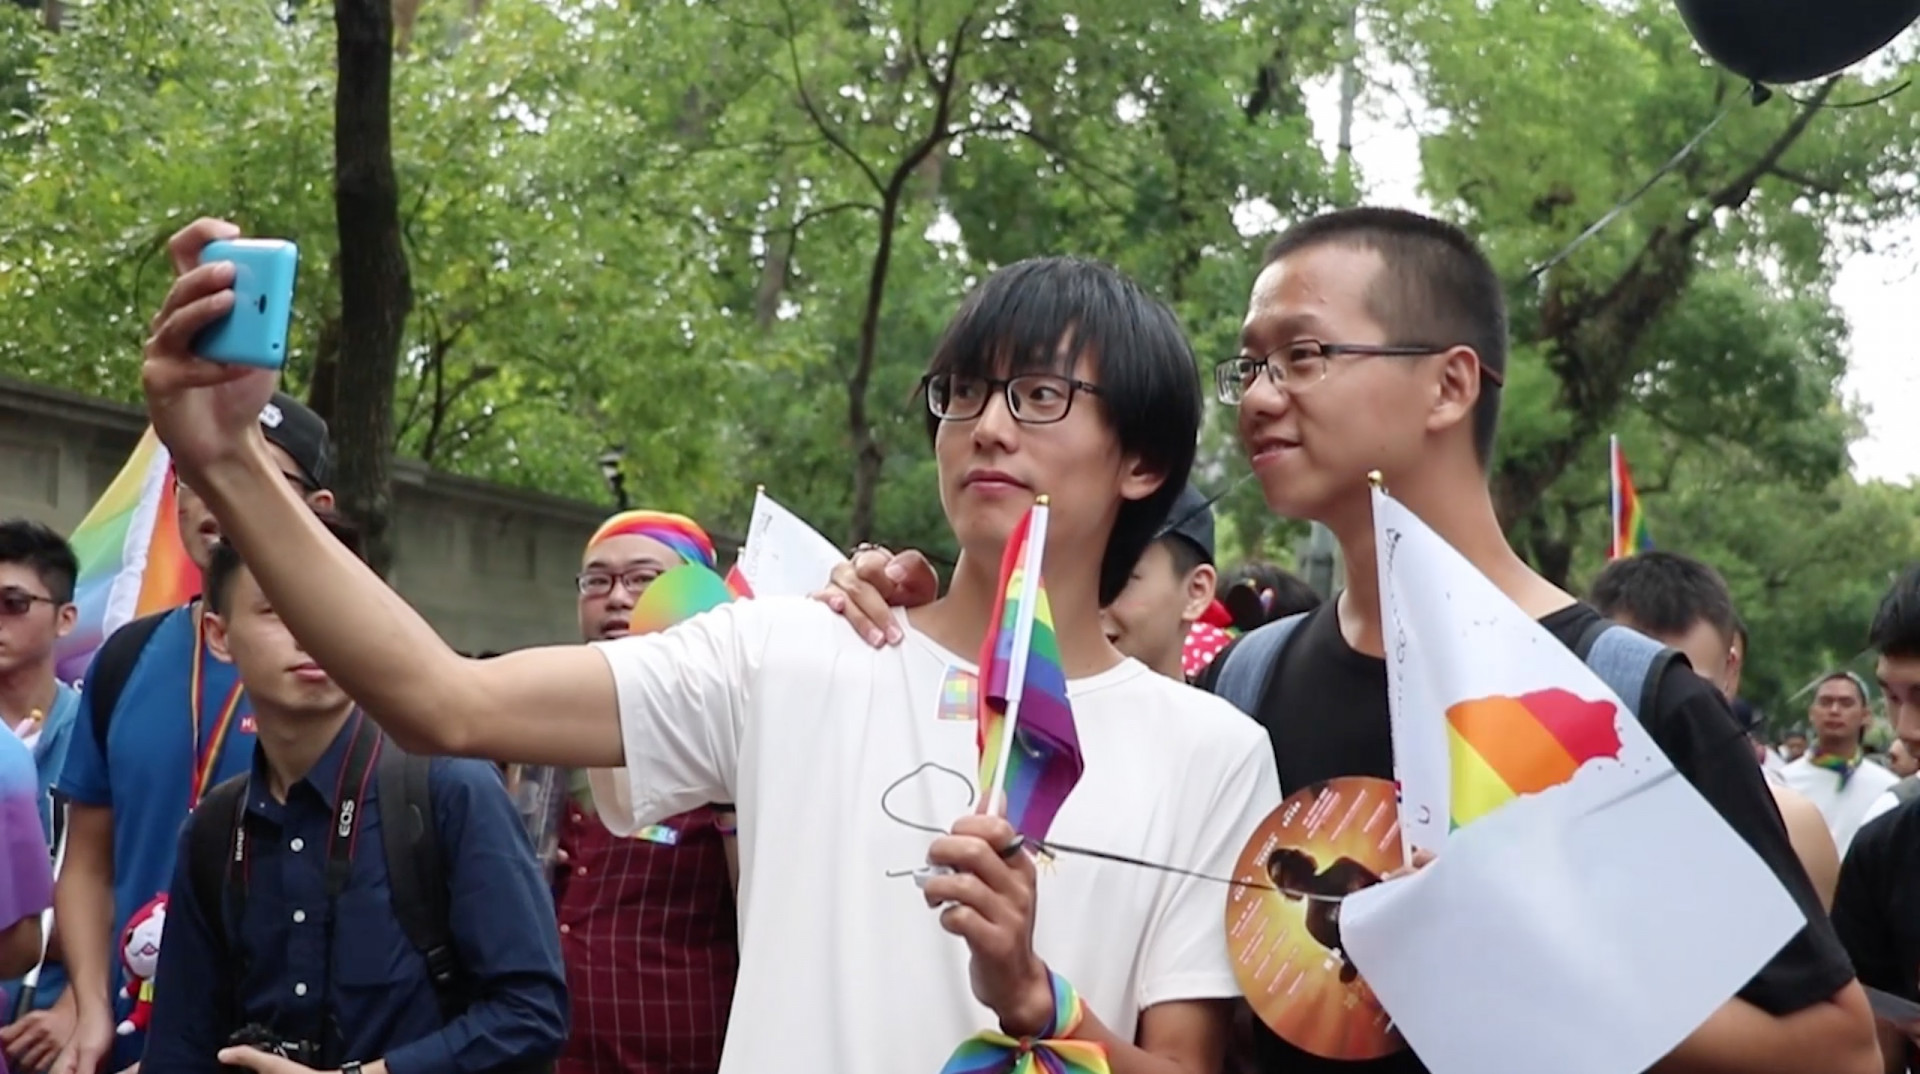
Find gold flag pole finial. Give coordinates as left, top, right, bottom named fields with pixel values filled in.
left=1367, top=470, right=1387, bottom=492
left=1035, top=494, right=1051, bottom=506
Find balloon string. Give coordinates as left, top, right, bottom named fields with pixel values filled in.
left=878, top=763, right=1348, bottom=903
left=1785, top=80, right=1910, bottom=109
left=1518, top=95, right=1741, bottom=287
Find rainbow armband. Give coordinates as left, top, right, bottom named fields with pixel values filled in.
left=937, top=970, right=1111, bottom=1074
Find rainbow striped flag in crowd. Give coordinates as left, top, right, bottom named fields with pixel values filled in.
left=1609, top=435, right=1654, bottom=560
left=53, top=429, right=199, bottom=684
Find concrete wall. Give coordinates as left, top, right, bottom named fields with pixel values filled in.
left=0, top=377, right=726, bottom=654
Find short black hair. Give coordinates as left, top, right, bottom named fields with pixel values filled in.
left=0, top=519, right=79, bottom=605
left=1263, top=208, right=1508, bottom=465
left=921, top=257, right=1202, bottom=605
left=1160, top=534, right=1209, bottom=578
left=1589, top=551, right=1739, bottom=642
left=1219, top=561, right=1322, bottom=632
left=207, top=511, right=364, bottom=616
left=1815, top=671, right=1869, bottom=705
left=1870, top=565, right=1920, bottom=660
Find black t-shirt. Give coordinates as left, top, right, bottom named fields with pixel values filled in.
left=1199, top=600, right=1855, bottom=1074
left=1833, top=800, right=1920, bottom=1004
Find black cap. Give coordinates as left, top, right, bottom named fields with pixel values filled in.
left=1156, top=484, right=1215, bottom=564
left=258, top=392, right=333, bottom=490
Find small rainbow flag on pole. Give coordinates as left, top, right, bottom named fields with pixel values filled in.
left=976, top=497, right=1083, bottom=843
left=54, top=429, right=200, bottom=684
left=1609, top=435, right=1653, bottom=560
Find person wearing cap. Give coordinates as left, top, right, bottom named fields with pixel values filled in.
left=48, top=394, right=333, bottom=1074
left=1099, top=485, right=1221, bottom=683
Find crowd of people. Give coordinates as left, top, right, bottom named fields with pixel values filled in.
left=0, top=205, right=1913, bottom=1074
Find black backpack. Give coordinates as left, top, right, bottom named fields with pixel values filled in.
left=185, top=737, right=467, bottom=1024
left=85, top=610, right=171, bottom=754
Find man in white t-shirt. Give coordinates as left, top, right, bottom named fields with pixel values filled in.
left=1782, top=672, right=1897, bottom=856
left=137, top=218, right=1282, bottom=1074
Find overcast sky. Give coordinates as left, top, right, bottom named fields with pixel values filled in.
left=1300, top=73, right=1918, bottom=486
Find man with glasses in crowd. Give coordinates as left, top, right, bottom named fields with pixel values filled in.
left=0, top=521, right=78, bottom=1073
left=140, top=219, right=1279, bottom=1074
left=816, top=207, right=1880, bottom=1074
left=554, top=510, right=738, bottom=1074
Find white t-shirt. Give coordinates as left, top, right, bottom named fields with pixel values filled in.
left=1781, top=755, right=1899, bottom=855
left=590, top=598, right=1280, bottom=1074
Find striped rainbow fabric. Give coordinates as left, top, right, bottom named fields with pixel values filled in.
left=53, top=429, right=200, bottom=684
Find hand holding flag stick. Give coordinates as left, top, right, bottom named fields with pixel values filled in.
left=923, top=497, right=1110, bottom=1073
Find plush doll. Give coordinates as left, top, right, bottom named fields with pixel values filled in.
left=115, top=894, right=167, bottom=1037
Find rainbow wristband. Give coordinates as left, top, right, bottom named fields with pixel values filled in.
left=937, top=970, right=1111, bottom=1074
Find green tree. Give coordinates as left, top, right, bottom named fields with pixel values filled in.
left=1374, top=0, right=1920, bottom=585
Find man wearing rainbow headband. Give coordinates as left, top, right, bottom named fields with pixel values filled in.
left=554, top=511, right=738, bottom=1074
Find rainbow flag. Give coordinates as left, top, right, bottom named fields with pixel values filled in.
left=976, top=501, right=1083, bottom=843
left=1446, top=689, right=1624, bottom=829
left=54, top=429, right=200, bottom=684
left=1609, top=435, right=1653, bottom=560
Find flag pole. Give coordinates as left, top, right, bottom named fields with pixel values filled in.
left=981, top=497, right=1050, bottom=817
left=1608, top=435, right=1622, bottom=560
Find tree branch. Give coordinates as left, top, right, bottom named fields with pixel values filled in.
left=778, top=0, right=884, bottom=194
left=1765, top=165, right=1843, bottom=198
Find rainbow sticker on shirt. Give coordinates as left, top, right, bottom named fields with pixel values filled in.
left=938, top=667, right=977, bottom=722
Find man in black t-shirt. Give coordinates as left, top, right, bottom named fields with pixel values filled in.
left=1832, top=564, right=1920, bottom=1073
left=814, top=208, right=1879, bottom=1074
left=1191, top=208, right=1873, bottom=1074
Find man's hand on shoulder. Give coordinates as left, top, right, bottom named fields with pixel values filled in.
left=812, top=545, right=940, bottom=648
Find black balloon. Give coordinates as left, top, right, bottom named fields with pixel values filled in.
left=1676, top=0, right=1920, bottom=84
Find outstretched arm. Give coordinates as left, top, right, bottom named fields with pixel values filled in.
left=142, top=218, right=621, bottom=768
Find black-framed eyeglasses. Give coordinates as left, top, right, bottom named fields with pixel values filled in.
left=921, top=373, right=1103, bottom=425
left=577, top=567, right=664, bottom=599
left=1214, top=340, right=1499, bottom=405
left=0, top=586, right=58, bottom=617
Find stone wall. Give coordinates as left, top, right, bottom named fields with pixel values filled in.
left=0, top=377, right=727, bottom=653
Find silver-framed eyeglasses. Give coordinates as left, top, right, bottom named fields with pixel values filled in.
left=1214, top=340, right=1498, bottom=405
left=921, top=373, right=1103, bottom=425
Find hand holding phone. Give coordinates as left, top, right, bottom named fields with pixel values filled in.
left=191, top=239, right=298, bottom=370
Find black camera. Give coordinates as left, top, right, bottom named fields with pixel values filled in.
left=225, top=1024, right=320, bottom=1070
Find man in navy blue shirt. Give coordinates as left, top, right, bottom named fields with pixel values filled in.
left=143, top=514, right=565, bottom=1074
left=56, top=395, right=335, bottom=1074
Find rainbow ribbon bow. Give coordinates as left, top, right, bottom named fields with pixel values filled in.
left=938, top=973, right=1110, bottom=1074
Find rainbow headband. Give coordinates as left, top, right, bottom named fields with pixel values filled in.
left=586, top=510, right=716, bottom=571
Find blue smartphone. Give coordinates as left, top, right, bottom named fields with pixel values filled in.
left=192, top=239, right=298, bottom=369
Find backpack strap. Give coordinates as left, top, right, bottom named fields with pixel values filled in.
left=187, top=772, right=250, bottom=1026
left=87, top=610, right=170, bottom=756
left=1211, top=612, right=1310, bottom=716
left=376, top=742, right=464, bottom=1021
left=1573, top=619, right=1678, bottom=721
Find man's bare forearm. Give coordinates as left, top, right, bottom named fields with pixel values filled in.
left=186, top=444, right=475, bottom=753
left=185, top=440, right=623, bottom=768
left=55, top=816, right=114, bottom=1015
left=1653, top=988, right=1880, bottom=1074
